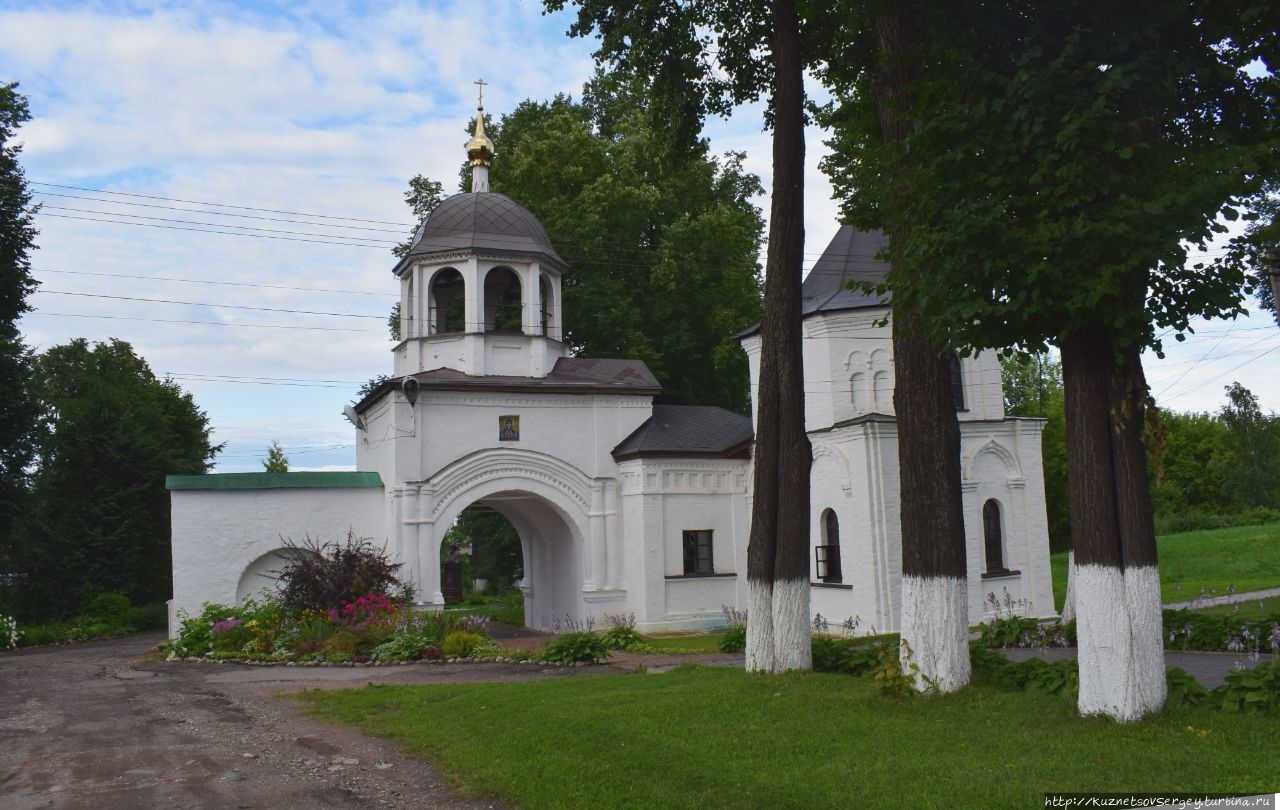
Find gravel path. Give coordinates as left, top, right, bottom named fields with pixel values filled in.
left=0, top=633, right=616, bottom=809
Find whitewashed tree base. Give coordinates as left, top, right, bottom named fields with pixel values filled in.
left=1075, top=564, right=1165, bottom=722
left=900, top=575, right=970, bottom=693
left=745, top=579, right=775, bottom=672
left=770, top=577, right=811, bottom=672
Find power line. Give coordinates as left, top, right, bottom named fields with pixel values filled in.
left=36, top=268, right=393, bottom=298
left=36, top=289, right=386, bottom=319
left=39, top=204, right=401, bottom=245
left=26, top=311, right=382, bottom=333
left=31, top=181, right=411, bottom=227
left=32, top=190, right=409, bottom=234
left=38, top=212, right=396, bottom=249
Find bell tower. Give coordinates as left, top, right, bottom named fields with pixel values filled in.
left=390, top=81, right=568, bottom=379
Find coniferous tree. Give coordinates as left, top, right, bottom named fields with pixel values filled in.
left=263, top=441, right=290, bottom=473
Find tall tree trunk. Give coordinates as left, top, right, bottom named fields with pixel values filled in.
left=1061, top=328, right=1164, bottom=721
left=874, top=4, right=970, bottom=693
left=746, top=0, right=811, bottom=673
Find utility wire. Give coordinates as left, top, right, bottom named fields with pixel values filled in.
left=36, top=289, right=386, bottom=319
left=35, top=268, right=393, bottom=298
left=26, top=311, right=382, bottom=333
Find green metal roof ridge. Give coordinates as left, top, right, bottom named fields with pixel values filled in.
left=166, top=471, right=384, bottom=491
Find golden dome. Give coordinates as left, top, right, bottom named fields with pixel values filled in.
left=466, top=113, right=494, bottom=167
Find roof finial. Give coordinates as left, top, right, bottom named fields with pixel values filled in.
left=466, top=78, right=494, bottom=193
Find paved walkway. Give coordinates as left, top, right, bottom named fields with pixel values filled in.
left=1163, top=586, right=1280, bottom=611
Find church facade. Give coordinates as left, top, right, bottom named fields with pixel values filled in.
left=166, top=117, right=1054, bottom=636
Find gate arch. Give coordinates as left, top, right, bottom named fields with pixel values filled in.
left=412, top=448, right=596, bottom=631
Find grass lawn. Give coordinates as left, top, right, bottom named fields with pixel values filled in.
left=1176, top=595, right=1280, bottom=620
left=300, top=666, right=1278, bottom=809
left=642, top=632, right=726, bottom=654
left=1050, top=521, right=1280, bottom=611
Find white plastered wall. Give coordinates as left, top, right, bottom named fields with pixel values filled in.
left=168, top=485, right=385, bottom=636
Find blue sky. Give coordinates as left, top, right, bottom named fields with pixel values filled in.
left=2, top=0, right=1277, bottom=472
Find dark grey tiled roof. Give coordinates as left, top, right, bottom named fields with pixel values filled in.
left=354, top=357, right=660, bottom=410
left=612, top=404, right=754, bottom=460
left=801, top=226, right=891, bottom=316
left=739, top=226, right=891, bottom=338
left=395, top=192, right=566, bottom=273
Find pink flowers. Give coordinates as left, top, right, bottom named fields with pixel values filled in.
left=326, top=593, right=399, bottom=630
left=210, top=617, right=241, bottom=634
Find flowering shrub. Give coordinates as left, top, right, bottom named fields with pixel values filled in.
left=1, top=614, right=20, bottom=649
left=327, top=593, right=400, bottom=630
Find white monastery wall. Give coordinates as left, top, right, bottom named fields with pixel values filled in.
left=168, top=480, right=384, bottom=634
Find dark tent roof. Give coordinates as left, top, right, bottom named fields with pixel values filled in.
left=801, top=226, right=891, bottom=316
left=393, top=192, right=566, bottom=275
left=613, top=405, right=754, bottom=461
left=739, top=226, right=890, bottom=338
left=354, top=357, right=660, bottom=411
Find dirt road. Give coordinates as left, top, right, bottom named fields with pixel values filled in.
left=0, top=634, right=614, bottom=809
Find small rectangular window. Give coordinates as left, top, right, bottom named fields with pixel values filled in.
left=682, top=530, right=714, bottom=576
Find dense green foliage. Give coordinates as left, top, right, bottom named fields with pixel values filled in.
left=1006, top=355, right=1280, bottom=544
left=302, top=666, right=1279, bottom=808
left=9, top=339, right=218, bottom=620
left=0, top=82, right=39, bottom=593
left=443, top=505, right=522, bottom=594
left=540, top=630, right=609, bottom=664
left=822, top=2, right=1276, bottom=357
left=484, top=91, right=764, bottom=412
left=11, top=593, right=166, bottom=647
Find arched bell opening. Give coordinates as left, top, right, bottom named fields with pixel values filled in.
left=484, top=267, right=523, bottom=333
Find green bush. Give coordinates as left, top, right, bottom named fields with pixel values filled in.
left=1164, top=608, right=1280, bottom=653
left=83, top=592, right=133, bottom=625
left=542, top=631, right=608, bottom=664
left=601, top=625, right=647, bottom=651
left=811, top=637, right=885, bottom=675
left=321, top=630, right=360, bottom=662
left=128, top=602, right=168, bottom=631
left=442, top=630, right=485, bottom=659
left=1165, top=667, right=1210, bottom=709
left=719, top=623, right=746, bottom=653
left=370, top=633, right=436, bottom=662
left=1214, top=658, right=1280, bottom=715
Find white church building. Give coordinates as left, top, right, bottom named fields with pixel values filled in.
left=166, top=115, right=1054, bottom=636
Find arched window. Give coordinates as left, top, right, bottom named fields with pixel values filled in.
left=484, top=268, right=522, bottom=333
left=816, top=508, right=843, bottom=584
left=983, top=499, right=1007, bottom=574
left=429, top=268, right=465, bottom=334
left=850, top=372, right=867, bottom=412
left=949, top=354, right=966, bottom=411
left=873, top=370, right=891, bottom=411
left=539, top=274, right=553, bottom=337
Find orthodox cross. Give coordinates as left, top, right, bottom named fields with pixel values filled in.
left=474, top=78, right=487, bottom=110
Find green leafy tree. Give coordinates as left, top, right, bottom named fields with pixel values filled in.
left=12, top=339, right=220, bottom=620
left=479, top=90, right=765, bottom=412
left=1219, top=382, right=1280, bottom=508
left=262, top=441, right=289, bottom=472
left=1002, top=354, right=1070, bottom=552
left=0, top=82, right=39, bottom=581
left=821, top=0, right=1277, bottom=719
left=1150, top=409, right=1235, bottom=518
left=551, top=0, right=818, bottom=671
left=442, top=505, right=523, bottom=593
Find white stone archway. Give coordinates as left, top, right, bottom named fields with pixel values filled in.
left=405, top=448, right=598, bottom=631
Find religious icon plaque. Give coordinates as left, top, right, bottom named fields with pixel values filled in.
left=498, top=415, right=520, bottom=441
